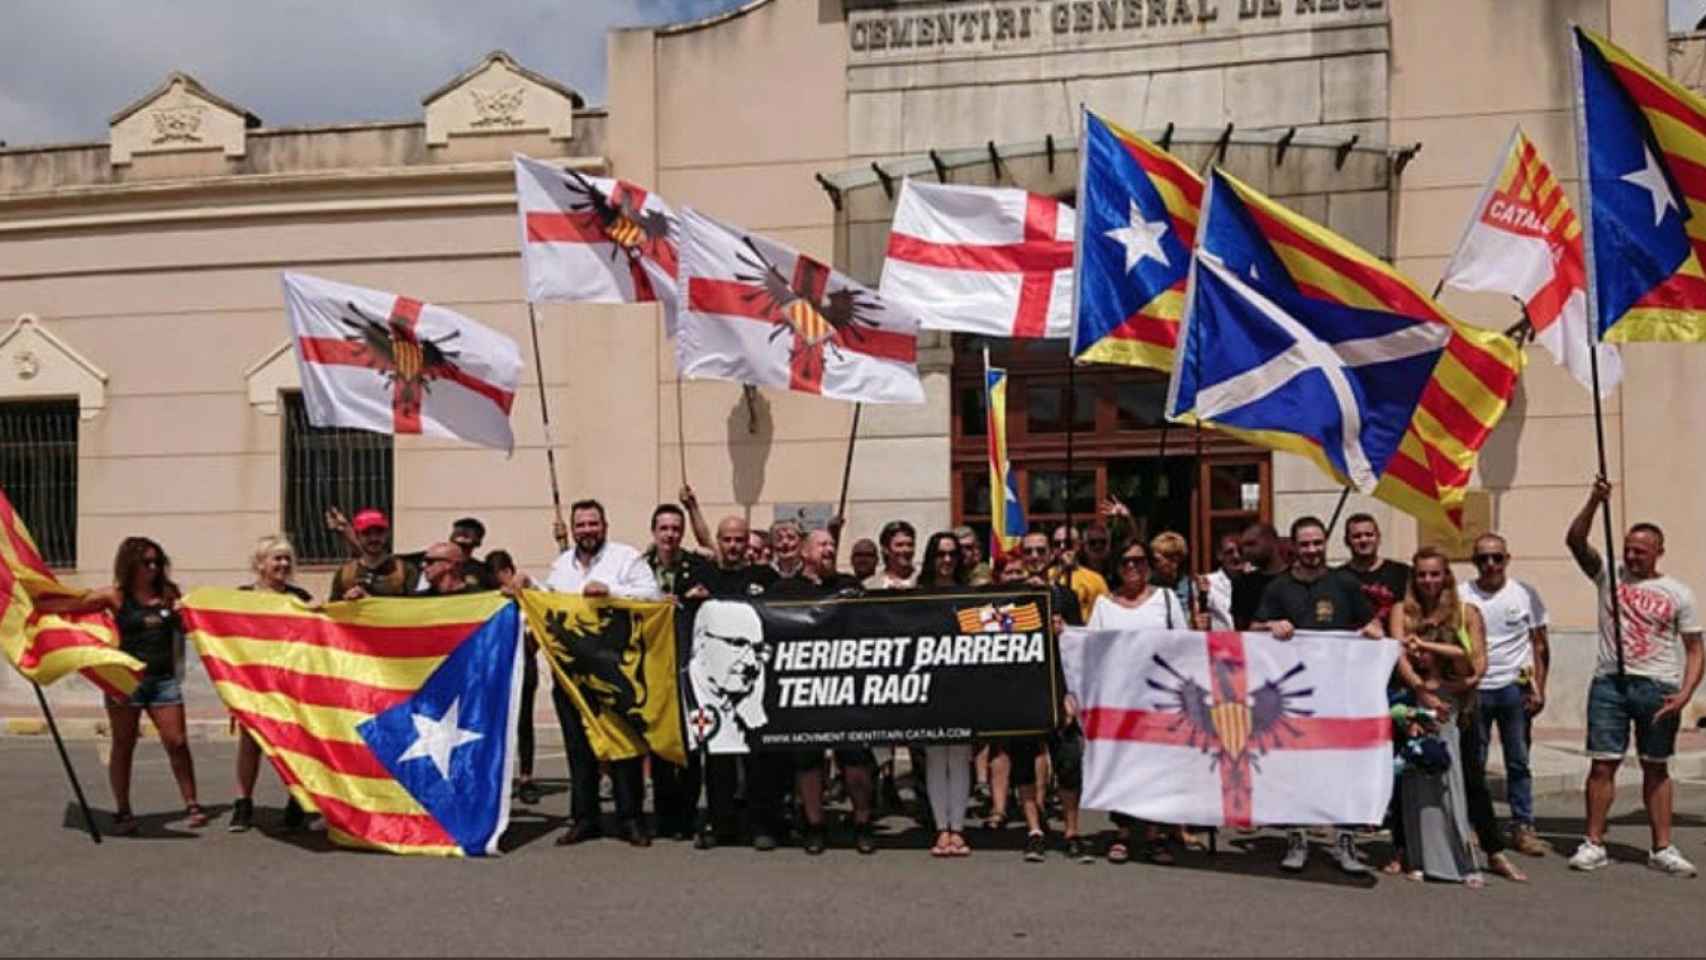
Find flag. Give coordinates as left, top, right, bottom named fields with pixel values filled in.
left=183, top=589, right=520, bottom=856
left=955, top=602, right=1042, bottom=634
left=1572, top=26, right=1706, bottom=343
left=677, top=208, right=924, bottom=404
left=0, top=488, right=142, bottom=698
left=984, top=349, right=1024, bottom=560
left=1441, top=127, right=1621, bottom=396
left=879, top=179, right=1074, bottom=338
left=1072, top=108, right=1203, bottom=372
left=518, top=592, right=684, bottom=766
left=282, top=272, right=523, bottom=452
left=1173, top=170, right=1523, bottom=530
left=513, top=154, right=680, bottom=328
left=1072, top=628, right=1400, bottom=828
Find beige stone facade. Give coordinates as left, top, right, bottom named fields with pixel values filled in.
left=0, top=0, right=1695, bottom=658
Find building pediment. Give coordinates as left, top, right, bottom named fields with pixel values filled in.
left=422, top=50, right=581, bottom=147
left=109, top=71, right=259, bottom=166
left=0, top=315, right=109, bottom=419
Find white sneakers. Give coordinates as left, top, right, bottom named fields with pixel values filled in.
left=1569, top=839, right=1698, bottom=877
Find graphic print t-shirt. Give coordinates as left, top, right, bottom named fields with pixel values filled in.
left=1595, top=566, right=1700, bottom=685
left=1339, top=560, right=1412, bottom=627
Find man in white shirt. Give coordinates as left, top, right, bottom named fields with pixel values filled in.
left=541, top=499, right=661, bottom=849
left=1200, top=533, right=1243, bottom=631
left=1461, top=532, right=1550, bottom=857
left=1565, top=479, right=1704, bottom=877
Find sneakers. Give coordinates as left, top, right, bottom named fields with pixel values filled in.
left=1023, top=831, right=1047, bottom=863
left=1648, top=845, right=1698, bottom=877
left=1569, top=840, right=1610, bottom=872
left=1510, top=824, right=1549, bottom=857
left=228, top=798, right=254, bottom=833
left=1064, top=835, right=1094, bottom=864
left=854, top=824, right=877, bottom=856
left=1329, top=831, right=1372, bottom=875
left=753, top=832, right=779, bottom=852
left=803, top=828, right=827, bottom=856
left=282, top=797, right=306, bottom=832
left=1280, top=830, right=1310, bottom=872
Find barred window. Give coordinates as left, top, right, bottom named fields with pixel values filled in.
left=281, top=392, right=393, bottom=565
left=0, top=399, right=78, bottom=568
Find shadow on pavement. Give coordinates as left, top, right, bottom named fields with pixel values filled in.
left=61, top=802, right=209, bottom=841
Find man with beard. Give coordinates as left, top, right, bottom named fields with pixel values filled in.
left=1230, top=521, right=1287, bottom=631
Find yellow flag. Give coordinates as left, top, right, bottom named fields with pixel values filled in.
left=519, top=592, right=684, bottom=766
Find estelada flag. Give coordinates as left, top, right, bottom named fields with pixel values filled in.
left=880, top=179, right=1075, bottom=339
left=1175, top=170, right=1522, bottom=531
left=282, top=273, right=522, bottom=452
left=1072, top=108, right=1203, bottom=372
left=0, top=487, right=142, bottom=698
left=1442, top=127, right=1621, bottom=396
left=513, top=154, right=680, bottom=329
left=183, top=589, right=523, bottom=857
left=518, top=592, right=684, bottom=766
left=1572, top=27, right=1706, bottom=343
left=983, top=349, right=1025, bottom=561
left=677, top=208, right=925, bottom=404
left=1071, top=628, right=1400, bottom=828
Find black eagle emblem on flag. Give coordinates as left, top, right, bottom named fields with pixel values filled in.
left=338, top=300, right=462, bottom=412
left=1148, top=655, right=1313, bottom=769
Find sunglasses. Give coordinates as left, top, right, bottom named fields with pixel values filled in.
left=1086, top=538, right=1109, bottom=547
left=1119, top=555, right=1148, bottom=567
left=1472, top=553, right=1508, bottom=565
left=1023, top=546, right=1050, bottom=556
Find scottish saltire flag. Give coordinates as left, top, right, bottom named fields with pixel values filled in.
left=1071, top=108, right=1203, bottom=372
left=1441, top=127, right=1621, bottom=396
left=1572, top=27, right=1706, bottom=343
left=983, top=349, right=1024, bottom=560
left=1069, top=628, right=1400, bottom=828
left=880, top=179, right=1075, bottom=339
left=184, top=589, right=520, bottom=857
left=1172, top=171, right=1522, bottom=530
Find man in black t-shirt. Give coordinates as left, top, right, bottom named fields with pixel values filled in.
left=1231, top=522, right=1287, bottom=631
left=1253, top=515, right=1383, bottom=877
left=1336, top=513, right=1411, bottom=630
left=683, top=516, right=778, bottom=600
left=412, top=542, right=484, bottom=596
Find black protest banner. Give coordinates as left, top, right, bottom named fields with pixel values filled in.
left=679, top=589, right=1060, bottom=753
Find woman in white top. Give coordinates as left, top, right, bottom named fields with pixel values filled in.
left=1085, top=541, right=1187, bottom=864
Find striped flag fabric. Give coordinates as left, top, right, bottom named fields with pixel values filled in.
left=1175, top=170, right=1522, bottom=531
left=1071, top=628, right=1400, bottom=828
left=984, top=349, right=1025, bottom=560
left=955, top=602, right=1043, bottom=634
left=1572, top=27, right=1706, bottom=343
left=1072, top=108, right=1204, bottom=372
left=0, top=488, right=142, bottom=698
left=282, top=273, right=523, bottom=452
left=677, top=207, right=925, bottom=404
left=879, top=179, right=1075, bottom=339
left=1441, top=127, right=1621, bottom=396
left=513, top=154, right=680, bottom=328
left=183, top=589, right=521, bottom=857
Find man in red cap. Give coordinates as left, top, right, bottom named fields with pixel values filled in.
left=329, top=508, right=419, bottom=600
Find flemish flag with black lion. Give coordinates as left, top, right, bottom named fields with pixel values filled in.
left=519, top=593, right=684, bottom=765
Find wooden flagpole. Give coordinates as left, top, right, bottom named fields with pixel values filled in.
left=836, top=403, right=863, bottom=523
left=1584, top=300, right=1626, bottom=677
left=34, top=683, right=100, bottom=844
left=526, top=304, right=569, bottom=552
left=674, top=376, right=689, bottom=487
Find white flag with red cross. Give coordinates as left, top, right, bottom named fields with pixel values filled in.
left=676, top=208, right=925, bottom=404
left=1067, top=628, right=1400, bottom=828
left=1440, top=128, right=1621, bottom=396
left=282, top=272, right=522, bottom=452
left=513, top=153, right=680, bottom=328
left=880, top=179, right=1076, bottom=339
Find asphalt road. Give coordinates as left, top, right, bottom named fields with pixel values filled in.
left=3, top=738, right=1705, bottom=957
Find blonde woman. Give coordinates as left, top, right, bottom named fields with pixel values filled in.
left=229, top=536, right=312, bottom=833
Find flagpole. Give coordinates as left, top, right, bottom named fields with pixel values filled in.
left=1584, top=299, right=1626, bottom=677
left=33, top=682, right=100, bottom=844
left=836, top=403, right=863, bottom=524
left=1065, top=353, right=1076, bottom=542
left=674, top=376, right=689, bottom=488
left=526, top=304, right=569, bottom=552
left=1324, top=486, right=1353, bottom=539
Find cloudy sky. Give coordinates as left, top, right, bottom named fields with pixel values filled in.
left=0, top=0, right=748, bottom=147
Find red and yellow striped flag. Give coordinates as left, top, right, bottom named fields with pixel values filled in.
left=183, top=588, right=510, bottom=856
left=0, top=488, right=142, bottom=696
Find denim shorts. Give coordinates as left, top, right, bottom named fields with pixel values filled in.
left=1586, top=674, right=1680, bottom=763
left=122, top=676, right=184, bottom=709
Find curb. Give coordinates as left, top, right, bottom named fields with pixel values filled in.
left=1489, top=750, right=1706, bottom=797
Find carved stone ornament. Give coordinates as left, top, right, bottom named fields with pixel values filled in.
left=150, top=105, right=206, bottom=144
left=468, top=85, right=525, bottom=128
left=14, top=350, right=39, bottom=380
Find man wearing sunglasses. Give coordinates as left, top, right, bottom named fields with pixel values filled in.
left=1049, top=525, right=1108, bottom=624
left=1460, top=532, right=1550, bottom=858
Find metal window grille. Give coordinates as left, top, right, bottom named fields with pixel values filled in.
left=281, top=392, right=393, bottom=565
left=0, top=399, right=78, bottom=568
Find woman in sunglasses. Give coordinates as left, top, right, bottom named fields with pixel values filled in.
left=916, top=531, right=974, bottom=857
left=40, top=537, right=204, bottom=835
left=1086, top=541, right=1188, bottom=864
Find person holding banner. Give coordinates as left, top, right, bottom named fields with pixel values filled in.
left=229, top=536, right=312, bottom=834
left=328, top=509, right=419, bottom=601
left=868, top=521, right=918, bottom=591
left=770, top=520, right=804, bottom=579
left=1565, top=480, right=1702, bottom=877
left=916, top=531, right=974, bottom=857
left=1012, top=530, right=1089, bottom=864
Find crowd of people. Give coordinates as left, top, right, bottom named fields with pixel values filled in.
left=41, top=479, right=1702, bottom=883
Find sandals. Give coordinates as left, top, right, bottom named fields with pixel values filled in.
left=110, top=811, right=138, bottom=836
left=1146, top=839, right=1176, bottom=865
left=930, top=831, right=954, bottom=857
left=1380, top=859, right=1406, bottom=876
left=983, top=812, right=1007, bottom=831
left=1488, top=852, right=1528, bottom=883
left=185, top=804, right=209, bottom=829
left=948, top=832, right=971, bottom=857
left=1107, top=839, right=1131, bottom=864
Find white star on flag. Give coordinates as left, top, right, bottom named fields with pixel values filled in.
left=1104, top=199, right=1171, bottom=273
left=1622, top=145, right=1679, bottom=227
left=397, top=697, right=484, bottom=781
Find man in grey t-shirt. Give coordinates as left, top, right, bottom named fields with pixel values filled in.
left=1564, top=479, right=1703, bottom=877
